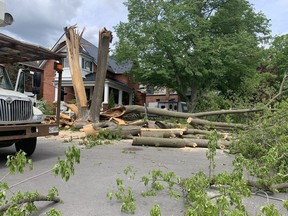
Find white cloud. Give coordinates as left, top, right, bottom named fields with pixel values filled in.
left=0, top=0, right=287, bottom=48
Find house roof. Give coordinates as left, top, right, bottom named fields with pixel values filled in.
left=80, top=37, right=132, bottom=74
left=0, top=33, right=63, bottom=64
left=51, top=34, right=132, bottom=74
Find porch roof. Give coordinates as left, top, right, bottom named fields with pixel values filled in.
left=0, top=33, right=63, bottom=64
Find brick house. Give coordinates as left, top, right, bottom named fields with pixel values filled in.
left=40, top=34, right=145, bottom=109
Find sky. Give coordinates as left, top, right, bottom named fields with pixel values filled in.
left=0, top=0, right=287, bottom=50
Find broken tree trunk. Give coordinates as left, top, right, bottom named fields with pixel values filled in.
left=65, top=25, right=88, bottom=119
left=89, top=28, right=113, bottom=122
left=132, top=137, right=230, bottom=148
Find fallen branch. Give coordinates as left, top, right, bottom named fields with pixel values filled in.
left=101, top=105, right=267, bottom=119
left=187, top=117, right=247, bottom=130
left=265, top=72, right=288, bottom=107
left=247, top=180, right=288, bottom=192
left=0, top=195, right=61, bottom=212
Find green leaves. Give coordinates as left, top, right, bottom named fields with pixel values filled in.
left=53, top=146, right=80, bottom=182
left=6, top=151, right=33, bottom=174
left=115, top=0, right=271, bottom=109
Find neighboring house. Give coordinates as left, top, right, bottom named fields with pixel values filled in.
left=145, top=86, right=180, bottom=105
left=40, top=34, right=145, bottom=109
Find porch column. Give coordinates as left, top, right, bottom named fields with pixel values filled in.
left=118, top=90, right=123, bottom=105
left=103, top=83, right=109, bottom=103
left=54, top=83, right=58, bottom=102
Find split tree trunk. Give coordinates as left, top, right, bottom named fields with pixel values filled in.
left=89, top=28, right=113, bottom=122
left=65, top=25, right=88, bottom=120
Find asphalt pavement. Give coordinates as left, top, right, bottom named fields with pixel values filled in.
left=0, top=136, right=286, bottom=216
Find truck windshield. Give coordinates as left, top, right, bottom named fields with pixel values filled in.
left=0, top=66, right=14, bottom=90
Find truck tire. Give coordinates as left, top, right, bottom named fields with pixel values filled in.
left=15, top=137, right=37, bottom=156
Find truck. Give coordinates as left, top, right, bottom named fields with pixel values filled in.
left=0, top=33, right=63, bottom=156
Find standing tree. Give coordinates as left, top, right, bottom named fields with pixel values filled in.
left=114, top=0, right=271, bottom=111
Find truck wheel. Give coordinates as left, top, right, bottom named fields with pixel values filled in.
left=15, top=137, right=37, bottom=156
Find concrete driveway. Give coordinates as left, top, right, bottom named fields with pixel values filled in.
left=0, top=134, right=286, bottom=216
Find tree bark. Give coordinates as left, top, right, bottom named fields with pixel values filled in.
left=133, top=137, right=187, bottom=148
left=101, top=105, right=266, bottom=119
left=89, top=28, right=113, bottom=122
left=65, top=25, right=87, bottom=109
left=187, top=117, right=246, bottom=130
left=140, top=128, right=187, bottom=138
left=183, top=138, right=230, bottom=148
left=132, top=137, right=230, bottom=148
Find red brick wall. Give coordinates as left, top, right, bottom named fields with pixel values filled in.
left=42, top=60, right=56, bottom=102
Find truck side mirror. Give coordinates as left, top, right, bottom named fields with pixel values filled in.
left=32, top=72, right=41, bottom=94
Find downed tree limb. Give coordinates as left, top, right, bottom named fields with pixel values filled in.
left=140, top=128, right=187, bottom=138
left=187, top=117, right=247, bottom=130
left=0, top=195, right=61, bottom=212
left=265, top=72, right=288, bottom=108
left=247, top=180, right=288, bottom=192
left=101, top=105, right=267, bottom=119
left=132, top=137, right=230, bottom=148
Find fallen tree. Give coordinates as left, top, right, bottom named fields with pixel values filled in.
left=100, top=105, right=266, bottom=119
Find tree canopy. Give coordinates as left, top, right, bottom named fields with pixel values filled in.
left=114, top=0, right=271, bottom=111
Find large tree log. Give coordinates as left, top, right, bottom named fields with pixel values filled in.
left=183, top=138, right=230, bottom=148
left=140, top=128, right=187, bottom=138
left=99, top=125, right=141, bottom=139
left=185, top=129, right=215, bottom=135
left=132, top=137, right=230, bottom=148
left=133, top=137, right=187, bottom=148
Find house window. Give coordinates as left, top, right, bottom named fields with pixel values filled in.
left=81, top=58, right=93, bottom=72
